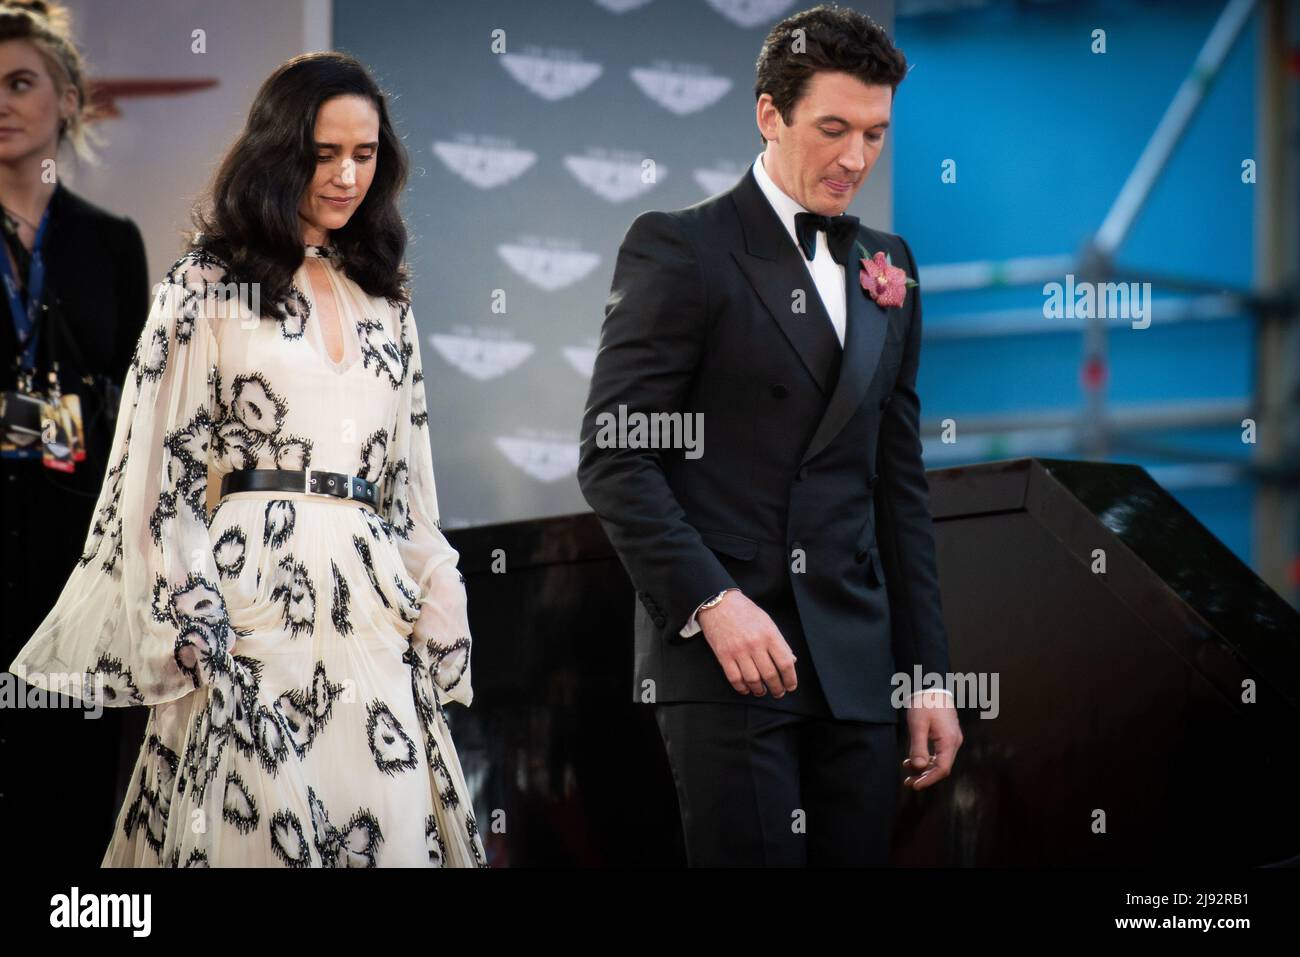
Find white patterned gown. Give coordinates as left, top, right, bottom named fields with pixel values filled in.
left=7, top=243, right=486, bottom=867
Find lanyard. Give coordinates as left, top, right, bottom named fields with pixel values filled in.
left=0, top=198, right=52, bottom=378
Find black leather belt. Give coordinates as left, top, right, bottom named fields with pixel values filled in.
left=219, top=468, right=379, bottom=510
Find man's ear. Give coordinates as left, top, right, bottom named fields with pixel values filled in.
left=756, top=93, right=780, bottom=143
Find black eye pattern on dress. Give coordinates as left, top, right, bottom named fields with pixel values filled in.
left=211, top=656, right=262, bottom=760
left=133, top=324, right=169, bottom=389
left=405, top=647, right=438, bottom=732
left=213, top=526, right=247, bottom=579
left=425, top=731, right=459, bottom=812
left=230, top=371, right=285, bottom=434
left=179, top=696, right=227, bottom=806
left=274, top=661, right=343, bottom=759
left=213, top=373, right=314, bottom=473
left=392, top=574, right=422, bottom=624
left=263, top=500, right=296, bottom=549
left=169, top=573, right=235, bottom=690
left=366, top=700, right=418, bottom=776
left=150, top=408, right=214, bottom=547
left=149, top=574, right=173, bottom=624
left=361, top=507, right=391, bottom=543
left=169, top=848, right=210, bottom=868
left=120, top=734, right=178, bottom=856
left=254, top=702, right=291, bottom=776
left=309, top=786, right=385, bottom=868
left=411, top=368, right=429, bottom=428
left=358, top=428, right=389, bottom=482
left=269, top=807, right=313, bottom=868
left=85, top=651, right=143, bottom=707
left=426, top=813, right=446, bottom=867
left=466, top=815, right=486, bottom=867
left=174, top=281, right=206, bottom=345
left=430, top=637, right=472, bottom=696
left=381, top=459, right=413, bottom=539
left=330, top=561, right=353, bottom=636
left=223, top=770, right=259, bottom=834
left=357, top=316, right=409, bottom=390
left=79, top=452, right=128, bottom=569
left=352, top=535, right=392, bottom=610
left=270, top=554, right=316, bottom=637
left=275, top=287, right=310, bottom=340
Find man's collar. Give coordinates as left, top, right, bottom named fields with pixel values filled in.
left=751, top=151, right=810, bottom=230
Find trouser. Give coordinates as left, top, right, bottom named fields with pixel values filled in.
left=653, top=699, right=901, bottom=867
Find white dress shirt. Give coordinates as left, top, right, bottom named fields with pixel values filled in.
left=675, top=154, right=952, bottom=704
left=751, top=149, right=848, bottom=346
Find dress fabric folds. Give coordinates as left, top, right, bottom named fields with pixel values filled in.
left=7, top=244, right=486, bottom=867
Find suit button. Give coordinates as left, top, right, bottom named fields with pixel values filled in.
left=771, top=383, right=789, bottom=399
left=797, top=467, right=808, bottom=481
left=869, top=472, right=879, bottom=488
left=654, top=616, right=666, bottom=628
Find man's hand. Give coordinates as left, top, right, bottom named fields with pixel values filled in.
left=697, top=590, right=798, bottom=698
left=902, top=690, right=962, bottom=790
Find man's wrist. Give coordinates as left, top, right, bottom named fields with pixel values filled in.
left=698, top=587, right=733, bottom=612
left=686, top=582, right=738, bottom=634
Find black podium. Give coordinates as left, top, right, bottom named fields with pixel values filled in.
left=445, top=456, right=1300, bottom=867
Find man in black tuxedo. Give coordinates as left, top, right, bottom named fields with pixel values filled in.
left=577, top=5, right=962, bottom=866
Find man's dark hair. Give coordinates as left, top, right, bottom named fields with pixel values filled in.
left=754, top=4, right=907, bottom=145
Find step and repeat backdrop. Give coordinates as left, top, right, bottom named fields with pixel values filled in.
left=335, top=0, right=894, bottom=526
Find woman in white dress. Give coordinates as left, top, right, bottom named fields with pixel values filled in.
left=6, top=52, right=487, bottom=867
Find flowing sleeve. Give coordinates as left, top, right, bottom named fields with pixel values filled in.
left=382, top=300, right=474, bottom=709
left=6, top=253, right=236, bottom=708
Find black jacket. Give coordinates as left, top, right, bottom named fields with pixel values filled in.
left=577, top=166, right=949, bottom=723
left=0, top=183, right=149, bottom=496
left=1, top=183, right=148, bottom=661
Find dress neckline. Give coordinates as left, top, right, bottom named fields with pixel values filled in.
left=297, top=249, right=357, bottom=375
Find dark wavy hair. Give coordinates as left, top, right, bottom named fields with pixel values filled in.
left=192, top=52, right=410, bottom=316
left=754, top=4, right=908, bottom=146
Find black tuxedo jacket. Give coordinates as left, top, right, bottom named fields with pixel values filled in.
left=577, top=166, right=949, bottom=723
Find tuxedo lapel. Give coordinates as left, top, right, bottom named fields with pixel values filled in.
left=798, top=240, right=889, bottom=467
left=729, top=167, right=842, bottom=395
left=725, top=167, right=890, bottom=464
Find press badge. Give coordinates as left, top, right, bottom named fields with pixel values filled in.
left=39, top=390, right=85, bottom=472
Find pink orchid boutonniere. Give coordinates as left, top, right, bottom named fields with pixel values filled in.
left=856, top=241, right=918, bottom=309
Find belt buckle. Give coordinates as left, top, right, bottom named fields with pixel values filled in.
left=305, top=468, right=356, bottom=501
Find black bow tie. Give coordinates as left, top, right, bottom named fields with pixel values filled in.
left=793, top=211, right=860, bottom=266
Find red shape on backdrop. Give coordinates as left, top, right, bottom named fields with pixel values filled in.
left=1080, top=355, right=1108, bottom=391
left=87, top=78, right=219, bottom=119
